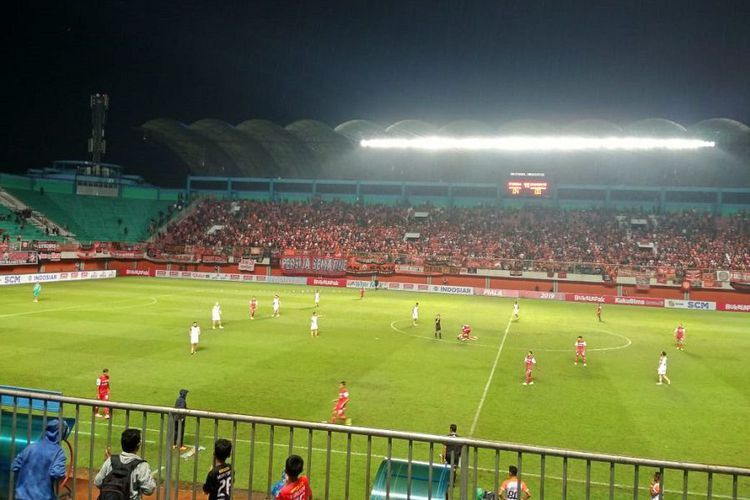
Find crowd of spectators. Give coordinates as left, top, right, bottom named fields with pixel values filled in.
left=151, top=199, right=750, bottom=271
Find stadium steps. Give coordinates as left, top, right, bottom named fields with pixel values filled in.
left=144, top=195, right=200, bottom=243
left=0, top=189, right=68, bottom=242
left=7, top=189, right=174, bottom=243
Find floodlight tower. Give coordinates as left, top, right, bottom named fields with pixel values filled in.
left=89, top=93, right=109, bottom=164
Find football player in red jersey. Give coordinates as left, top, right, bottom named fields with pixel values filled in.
left=457, top=324, right=477, bottom=341
left=94, top=368, right=110, bottom=419
left=523, top=352, right=536, bottom=385
left=674, top=323, right=685, bottom=351
left=330, top=381, right=351, bottom=425
left=574, top=336, right=587, bottom=366
left=249, top=297, right=257, bottom=320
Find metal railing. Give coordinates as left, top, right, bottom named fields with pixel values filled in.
left=1, top=388, right=748, bottom=500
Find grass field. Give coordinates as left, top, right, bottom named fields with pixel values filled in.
left=2, top=277, right=749, bottom=497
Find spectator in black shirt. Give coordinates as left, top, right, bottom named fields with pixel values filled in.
left=203, top=439, right=232, bottom=500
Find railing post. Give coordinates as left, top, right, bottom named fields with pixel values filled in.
left=164, top=413, right=175, bottom=500
left=459, top=444, right=469, bottom=500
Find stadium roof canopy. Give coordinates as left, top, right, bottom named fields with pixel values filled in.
left=140, top=117, right=750, bottom=180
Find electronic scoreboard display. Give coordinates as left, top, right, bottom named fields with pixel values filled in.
left=506, top=172, right=550, bottom=197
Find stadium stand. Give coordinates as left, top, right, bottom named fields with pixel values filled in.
left=152, top=199, right=750, bottom=272
left=7, top=189, right=175, bottom=243
left=0, top=205, right=64, bottom=243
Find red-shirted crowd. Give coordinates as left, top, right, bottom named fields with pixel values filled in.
left=151, top=199, right=750, bottom=272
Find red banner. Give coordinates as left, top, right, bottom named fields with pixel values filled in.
left=281, top=256, right=347, bottom=276
left=156, top=254, right=197, bottom=263
left=306, top=277, right=347, bottom=287
left=395, top=264, right=424, bottom=274
left=717, top=302, right=750, bottom=312
left=1, top=251, right=38, bottom=266
left=111, top=250, right=146, bottom=259
left=568, top=293, right=607, bottom=303
left=34, top=240, right=60, bottom=251
left=201, top=255, right=228, bottom=264
left=38, top=252, right=62, bottom=261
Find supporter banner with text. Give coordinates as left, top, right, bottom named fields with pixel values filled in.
left=281, top=256, right=347, bottom=276
left=111, top=250, right=146, bottom=259
left=395, top=264, right=424, bottom=274
left=38, top=252, right=62, bottom=262
left=729, top=271, right=750, bottom=292
left=33, top=241, right=60, bottom=251
left=0, top=251, right=38, bottom=266
left=238, top=258, right=256, bottom=272
left=201, top=255, right=228, bottom=264
left=152, top=254, right=197, bottom=263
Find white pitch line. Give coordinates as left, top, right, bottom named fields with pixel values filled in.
left=73, top=420, right=744, bottom=499
left=0, top=296, right=158, bottom=318
left=469, top=315, right=514, bottom=436
left=518, top=329, right=632, bottom=353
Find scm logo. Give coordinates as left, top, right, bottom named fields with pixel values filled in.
left=3, top=275, right=22, bottom=284
left=686, top=301, right=711, bottom=310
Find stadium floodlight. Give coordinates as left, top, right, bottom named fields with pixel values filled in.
left=360, top=136, right=715, bottom=152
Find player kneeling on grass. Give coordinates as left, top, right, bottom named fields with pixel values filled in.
left=330, top=381, right=351, bottom=425
left=457, top=324, right=477, bottom=342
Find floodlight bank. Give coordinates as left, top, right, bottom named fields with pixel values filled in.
left=360, top=136, right=715, bottom=151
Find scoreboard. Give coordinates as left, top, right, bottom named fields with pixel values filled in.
left=506, top=172, right=550, bottom=197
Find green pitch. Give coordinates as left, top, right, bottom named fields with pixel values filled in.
left=2, top=277, right=749, bottom=497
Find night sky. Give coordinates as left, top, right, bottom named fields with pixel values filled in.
left=4, top=0, right=750, bottom=182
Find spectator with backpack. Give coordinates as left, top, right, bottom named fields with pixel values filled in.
left=94, top=428, right=156, bottom=500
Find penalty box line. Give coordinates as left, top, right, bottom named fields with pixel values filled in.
left=469, top=314, right=514, bottom=436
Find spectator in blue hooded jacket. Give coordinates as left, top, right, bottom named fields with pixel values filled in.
left=11, top=418, right=68, bottom=500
